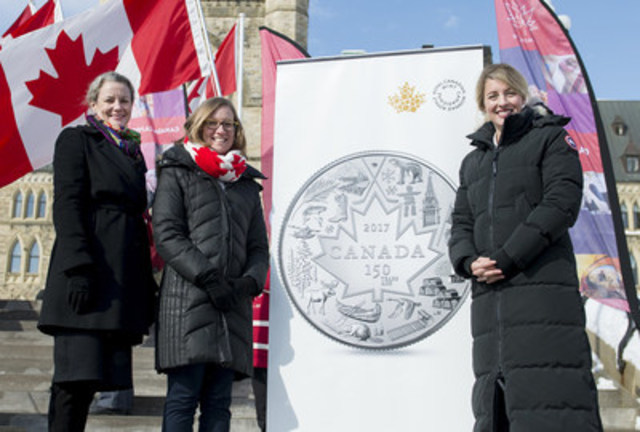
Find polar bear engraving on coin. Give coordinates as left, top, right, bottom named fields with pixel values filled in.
left=278, top=151, right=470, bottom=349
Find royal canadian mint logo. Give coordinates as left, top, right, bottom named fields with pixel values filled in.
left=433, top=79, right=466, bottom=111
left=278, top=151, right=470, bottom=349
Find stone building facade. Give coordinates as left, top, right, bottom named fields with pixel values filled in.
left=201, top=0, right=309, bottom=161
left=0, top=167, right=54, bottom=299
left=598, top=100, right=640, bottom=291
left=0, top=0, right=309, bottom=300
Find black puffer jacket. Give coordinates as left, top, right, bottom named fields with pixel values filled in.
left=449, top=106, right=602, bottom=431
left=152, top=144, right=269, bottom=377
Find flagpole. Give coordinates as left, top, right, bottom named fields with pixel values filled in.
left=237, top=13, right=245, bottom=120
left=53, top=0, right=63, bottom=21
left=194, top=0, right=222, bottom=96
left=182, top=83, right=191, bottom=116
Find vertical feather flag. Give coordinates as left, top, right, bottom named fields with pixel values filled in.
left=495, top=0, right=640, bottom=326
left=0, top=0, right=210, bottom=188
left=259, top=26, right=310, bottom=232
left=256, top=26, right=309, bottom=370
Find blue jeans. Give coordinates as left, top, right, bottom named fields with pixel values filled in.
left=162, top=364, right=235, bottom=432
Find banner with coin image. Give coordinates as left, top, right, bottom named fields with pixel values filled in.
left=268, top=46, right=487, bottom=431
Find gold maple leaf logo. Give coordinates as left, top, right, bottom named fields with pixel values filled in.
left=388, top=82, right=426, bottom=113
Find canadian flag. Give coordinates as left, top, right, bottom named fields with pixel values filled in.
left=1, top=0, right=63, bottom=50
left=2, top=3, right=36, bottom=39
left=6, top=0, right=59, bottom=39
left=215, top=23, right=237, bottom=97
left=186, top=76, right=215, bottom=114
left=0, top=0, right=210, bottom=188
left=186, top=23, right=237, bottom=113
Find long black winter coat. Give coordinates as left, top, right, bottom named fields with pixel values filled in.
left=38, top=125, right=156, bottom=338
left=449, top=106, right=602, bottom=431
left=152, top=144, right=269, bottom=377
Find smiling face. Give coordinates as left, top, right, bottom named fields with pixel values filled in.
left=202, top=105, right=236, bottom=154
left=90, top=81, right=133, bottom=129
left=483, top=78, right=525, bottom=139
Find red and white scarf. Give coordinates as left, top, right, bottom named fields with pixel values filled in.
left=184, top=140, right=247, bottom=182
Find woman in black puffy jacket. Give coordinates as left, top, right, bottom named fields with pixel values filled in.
left=152, top=97, right=269, bottom=432
left=448, top=64, right=602, bottom=432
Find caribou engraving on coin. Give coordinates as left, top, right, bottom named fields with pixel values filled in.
left=278, top=151, right=470, bottom=349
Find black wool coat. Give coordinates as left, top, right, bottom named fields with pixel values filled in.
left=449, top=106, right=602, bottom=431
left=38, top=125, right=157, bottom=339
left=152, top=144, right=269, bottom=377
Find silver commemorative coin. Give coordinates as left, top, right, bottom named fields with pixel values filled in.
left=278, top=151, right=470, bottom=349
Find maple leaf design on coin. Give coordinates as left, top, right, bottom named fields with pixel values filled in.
left=25, top=30, right=120, bottom=126
left=278, top=152, right=471, bottom=350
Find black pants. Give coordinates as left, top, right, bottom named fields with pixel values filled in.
left=252, top=367, right=267, bottom=432
left=48, top=382, right=97, bottom=432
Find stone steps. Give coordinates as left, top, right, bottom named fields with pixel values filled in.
left=2, top=300, right=640, bottom=431
left=595, top=367, right=640, bottom=432
left=0, top=300, right=260, bottom=432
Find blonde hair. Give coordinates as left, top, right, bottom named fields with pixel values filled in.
left=475, top=63, right=529, bottom=112
left=86, top=71, right=135, bottom=107
left=184, top=97, right=247, bottom=155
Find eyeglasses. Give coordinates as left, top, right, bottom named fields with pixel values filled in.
left=204, top=120, right=238, bottom=131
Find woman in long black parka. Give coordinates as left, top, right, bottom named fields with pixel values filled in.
left=448, top=63, right=602, bottom=432
left=38, top=71, right=156, bottom=431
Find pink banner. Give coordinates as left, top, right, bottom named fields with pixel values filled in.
left=495, top=0, right=637, bottom=316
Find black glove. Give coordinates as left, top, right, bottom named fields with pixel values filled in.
left=231, top=276, right=261, bottom=298
left=67, top=272, right=93, bottom=314
left=198, top=269, right=237, bottom=311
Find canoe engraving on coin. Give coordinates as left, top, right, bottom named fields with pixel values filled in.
left=278, top=151, right=470, bottom=349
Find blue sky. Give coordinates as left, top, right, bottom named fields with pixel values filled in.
left=1, top=0, right=638, bottom=100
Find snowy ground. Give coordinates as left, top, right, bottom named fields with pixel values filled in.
left=586, top=299, right=640, bottom=373
left=586, top=299, right=640, bottom=430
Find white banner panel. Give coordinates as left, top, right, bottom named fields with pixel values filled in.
left=268, top=46, right=486, bottom=431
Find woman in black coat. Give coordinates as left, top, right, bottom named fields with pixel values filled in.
left=152, top=97, right=269, bottom=432
left=448, top=64, right=602, bottom=431
left=38, top=72, right=156, bottom=432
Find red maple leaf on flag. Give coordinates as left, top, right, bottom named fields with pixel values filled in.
left=25, top=30, right=119, bottom=126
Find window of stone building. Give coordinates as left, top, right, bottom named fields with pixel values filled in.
left=9, top=241, right=22, bottom=274
left=635, top=204, right=640, bottom=230
left=621, top=202, right=629, bottom=229
left=631, top=254, right=638, bottom=286
left=25, top=192, right=35, bottom=218
left=37, top=192, right=47, bottom=218
left=612, top=116, right=628, bottom=136
left=626, top=156, right=640, bottom=174
left=27, top=243, right=40, bottom=274
left=13, top=191, right=23, bottom=218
